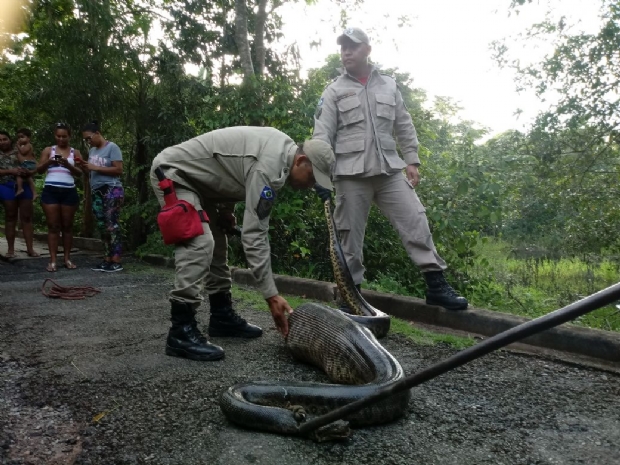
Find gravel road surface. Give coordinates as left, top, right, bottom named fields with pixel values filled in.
left=1, top=257, right=619, bottom=465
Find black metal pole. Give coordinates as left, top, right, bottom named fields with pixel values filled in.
left=297, top=282, right=620, bottom=435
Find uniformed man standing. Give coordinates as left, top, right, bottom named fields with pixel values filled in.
left=150, top=126, right=335, bottom=361
left=312, top=27, right=468, bottom=311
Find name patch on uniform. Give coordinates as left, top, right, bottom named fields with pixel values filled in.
left=335, top=92, right=356, bottom=101
left=256, top=186, right=275, bottom=220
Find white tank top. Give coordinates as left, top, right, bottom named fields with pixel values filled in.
left=45, top=146, right=76, bottom=188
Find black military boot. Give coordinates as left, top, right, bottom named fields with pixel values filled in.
left=339, top=284, right=361, bottom=315
left=208, top=292, right=263, bottom=338
left=166, top=301, right=225, bottom=361
left=424, top=271, right=469, bottom=311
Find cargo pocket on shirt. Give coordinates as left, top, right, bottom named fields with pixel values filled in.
left=334, top=138, right=365, bottom=176
left=379, top=136, right=404, bottom=169
left=337, top=95, right=365, bottom=126
left=375, top=93, right=396, bottom=121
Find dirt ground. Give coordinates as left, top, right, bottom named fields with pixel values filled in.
left=1, top=255, right=619, bottom=465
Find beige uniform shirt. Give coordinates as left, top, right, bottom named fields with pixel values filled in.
left=312, top=66, right=420, bottom=179
left=151, top=126, right=298, bottom=298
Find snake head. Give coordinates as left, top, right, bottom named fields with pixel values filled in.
left=309, top=420, right=352, bottom=443
left=287, top=404, right=307, bottom=423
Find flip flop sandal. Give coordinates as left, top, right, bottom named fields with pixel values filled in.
left=47, top=262, right=57, bottom=272
left=27, top=251, right=40, bottom=257
left=64, top=260, right=77, bottom=269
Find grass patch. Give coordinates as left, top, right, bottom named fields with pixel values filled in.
left=232, top=284, right=474, bottom=349
left=470, top=238, right=620, bottom=332
left=134, top=231, right=175, bottom=259
left=123, top=261, right=175, bottom=277
left=389, top=318, right=475, bottom=349
left=232, top=284, right=327, bottom=312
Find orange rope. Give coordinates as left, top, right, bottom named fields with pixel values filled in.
left=41, top=278, right=102, bottom=300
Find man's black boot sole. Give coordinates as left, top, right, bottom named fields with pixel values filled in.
left=165, top=344, right=225, bottom=361
left=208, top=326, right=263, bottom=338
left=425, top=296, right=469, bottom=311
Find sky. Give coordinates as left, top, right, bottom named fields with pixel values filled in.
left=2, top=0, right=603, bottom=137
left=277, top=0, right=603, bottom=136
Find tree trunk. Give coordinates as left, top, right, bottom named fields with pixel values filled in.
left=133, top=133, right=149, bottom=247
left=220, top=54, right=226, bottom=87
left=129, top=74, right=150, bottom=250
left=255, top=0, right=269, bottom=76
left=234, top=0, right=255, bottom=80
left=80, top=172, right=94, bottom=237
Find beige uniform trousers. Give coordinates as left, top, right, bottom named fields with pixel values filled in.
left=150, top=175, right=232, bottom=307
left=334, top=173, right=446, bottom=285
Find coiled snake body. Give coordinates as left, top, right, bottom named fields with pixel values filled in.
left=219, top=201, right=409, bottom=440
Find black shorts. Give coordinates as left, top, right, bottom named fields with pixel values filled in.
left=40, top=185, right=80, bottom=206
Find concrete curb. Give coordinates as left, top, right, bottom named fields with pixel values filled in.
left=128, top=254, right=620, bottom=363
left=140, top=254, right=175, bottom=269
left=0, top=225, right=104, bottom=252
left=227, top=267, right=620, bottom=363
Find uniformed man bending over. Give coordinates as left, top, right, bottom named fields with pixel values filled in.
left=150, top=126, right=335, bottom=361
left=312, top=27, right=468, bottom=312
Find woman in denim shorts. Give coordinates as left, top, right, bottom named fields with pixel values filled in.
left=37, top=123, right=85, bottom=272
left=0, top=130, right=38, bottom=258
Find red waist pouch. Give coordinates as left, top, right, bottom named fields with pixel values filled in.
left=156, top=178, right=209, bottom=245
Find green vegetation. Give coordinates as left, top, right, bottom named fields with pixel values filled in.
left=233, top=284, right=313, bottom=311
left=470, top=239, right=620, bottom=331
left=121, top=261, right=175, bottom=278
left=1, top=1, right=618, bottom=332
left=232, top=284, right=475, bottom=349
left=389, top=318, right=475, bottom=350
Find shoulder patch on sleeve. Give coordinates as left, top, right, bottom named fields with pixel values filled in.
left=315, top=97, right=324, bottom=119
left=261, top=186, right=274, bottom=200
left=256, top=186, right=275, bottom=220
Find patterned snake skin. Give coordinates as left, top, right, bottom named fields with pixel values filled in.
left=324, top=200, right=391, bottom=339
left=218, top=201, right=407, bottom=440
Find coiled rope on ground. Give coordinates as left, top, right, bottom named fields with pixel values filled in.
left=41, top=278, right=101, bottom=300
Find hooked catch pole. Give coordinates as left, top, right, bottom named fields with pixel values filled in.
left=297, top=282, right=620, bottom=435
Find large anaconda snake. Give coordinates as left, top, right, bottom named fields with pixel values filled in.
left=323, top=200, right=391, bottom=338
left=219, top=201, right=409, bottom=440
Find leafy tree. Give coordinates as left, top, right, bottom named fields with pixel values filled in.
left=491, top=0, right=620, bottom=255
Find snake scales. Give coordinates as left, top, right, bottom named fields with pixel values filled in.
left=323, top=200, right=391, bottom=338
left=219, top=201, right=409, bottom=440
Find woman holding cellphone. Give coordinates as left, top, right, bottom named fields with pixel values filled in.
left=37, top=123, right=84, bottom=272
